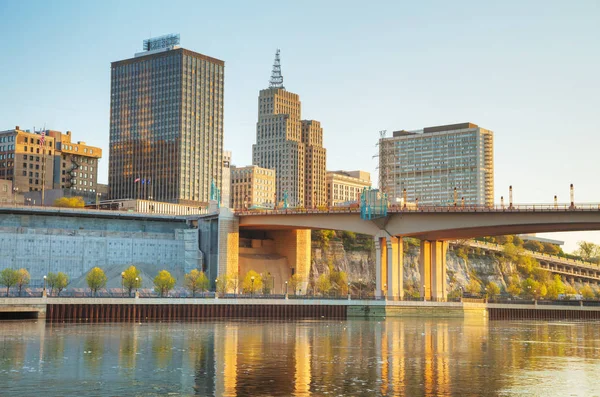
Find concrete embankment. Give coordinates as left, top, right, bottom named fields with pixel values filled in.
left=1, top=298, right=600, bottom=322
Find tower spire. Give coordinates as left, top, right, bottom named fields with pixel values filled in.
left=269, top=49, right=285, bottom=89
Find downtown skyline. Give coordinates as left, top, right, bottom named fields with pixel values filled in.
left=0, top=0, right=599, bottom=250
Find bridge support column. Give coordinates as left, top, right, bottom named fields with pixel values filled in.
left=375, top=237, right=382, bottom=298
left=375, top=235, right=403, bottom=299
left=419, top=240, right=448, bottom=301
left=386, top=237, right=403, bottom=300
left=419, top=241, right=431, bottom=300
left=431, top=241, right=448, bottom=301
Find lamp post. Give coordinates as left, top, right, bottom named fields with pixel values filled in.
left=251, top=276, right=255, bottom=297
left=26, top=197, right=32, bottom=207
left=121, top=272, right=125, bottom=297
left=215, top=279, right=219, bottom=299
left=96, top=192, right=100, bottom=210
left=285, top=281, right=288, bottom=298
left=423, top=284, right=427, bottom=301
left=135, top=277, right=139, bottom=297
left=43, top=275, right=47, bottom=297
left=347, top=282, right=351, bottom=300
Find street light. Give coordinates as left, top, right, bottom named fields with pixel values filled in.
left=43, top=275, right=47, bottom=297
left=135, top=277, right=139, bottom=295
left=12, top=187, right=18, bottom=207
left=121, top=272, right=125, bottom=297
left=347, top=282, right=351, bottom=298
left=285, top=280, right=288, bottom=296
left=251, top=276, right=255, bottom=297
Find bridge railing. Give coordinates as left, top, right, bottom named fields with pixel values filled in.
left=236, top=203, right=600, bottom=216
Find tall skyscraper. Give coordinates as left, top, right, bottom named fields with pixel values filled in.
left=109, top=34, right=224, bottom=205
left=379, top=122, right=494, bottom=206
left=252, top=50, right=326, bottom=207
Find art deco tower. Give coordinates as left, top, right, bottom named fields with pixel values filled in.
left=109, top=34, right=224, bottom=204
left=252, top=50, right=326, bottom=207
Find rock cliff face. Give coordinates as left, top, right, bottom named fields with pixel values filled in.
left=311, top=241, right=511, bottom=291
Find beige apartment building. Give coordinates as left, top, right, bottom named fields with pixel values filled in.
left=326, top=170, right=372, bottom=206
left=230, top=165, right=276, bottom=209
left=252, top=50, right=326, bottom=208
left=0, top=126, right=102, bottom=194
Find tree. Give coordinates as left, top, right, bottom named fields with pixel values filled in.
left=581, top=284, right=595, bottom=300
left=0, top=269, right=19, bottom=296
left=153, top=270, right=176, bottom=297
left=502, top=243, right=521, bottom=263
left=122, top=266, right=142, bottom=296
left=575, top=241, right=600, bottom=261
left=466, top=279, right=482, bottom=295
left=86, top=267, right=107, bottom=296
left=312, top=230, right=336, bottom=249
left=16, top=268, right=30, bottom=297
left=316, top=274, right=332, bottom=296
left=546, top=275, right=566, bottom=300
left=216, top=274, right=233, bottom=295
left=495, top=235, right=514, bottom=245
left=53, top=196, right=85, bottom=208
left=523, top=240, right=544, bottom=252
left=241, top=271, right=262, bottom=294
left=184, top=269, right=209, bottom=297
left=521, top=278, right=541, bottom=299
left=288, top=274, right=305, bottom=295
left=542, top=243, right=561, bottom=256
left=516, top=255, right=539, bottom=275
left=47, top=272, right=69, bottom=296
left=485, top=282, right=500, bottom=299
left=506, top=283, right=521, bottom=298
left=261, top=272, right=273, bottom=294
left=329, top=268, right=349, bottom=295
left=512, top=235, right=523, bottom=246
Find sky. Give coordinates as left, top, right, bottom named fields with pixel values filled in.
left=0, top=0, right=599, bottom=252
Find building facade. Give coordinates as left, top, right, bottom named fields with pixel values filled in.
left=301, top=120, right=326, bottom=209
left=109, top=35, right=224, bottom=205
left=252, top=50, right=326, bottom=207
left=326, top=170, right=371, bottom=206
left=0, top=126, right=102, bottom=196
left=221, top=151, right=231, bottom=208
left=230, top=165, right=276, bottom=209
left=379, top=122, right=494, bottom=206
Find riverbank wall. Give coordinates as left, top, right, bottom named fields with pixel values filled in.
left=2, top=298, right=600, bottom=322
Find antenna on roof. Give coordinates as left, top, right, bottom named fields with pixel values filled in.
left=269, top=49, right=285, bottom=89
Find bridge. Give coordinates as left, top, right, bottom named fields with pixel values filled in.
left=236, top=203, right=600, bottom=301
left=463, top=240, right=600, bottom=284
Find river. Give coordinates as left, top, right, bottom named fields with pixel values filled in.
left=0, top=318, right=599, bottom=396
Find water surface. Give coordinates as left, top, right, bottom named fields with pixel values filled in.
left=1, top=318, right=599, bottom=396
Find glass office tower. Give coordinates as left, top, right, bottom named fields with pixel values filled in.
left=109, top=37, right=224, bottom=205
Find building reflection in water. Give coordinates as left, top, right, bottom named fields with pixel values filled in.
left=1, top=317, right=600, bottom=395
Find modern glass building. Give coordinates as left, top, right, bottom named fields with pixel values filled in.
left=379, top=122, right=494, bottom=206
left=109, top=36, right=224, bottom=205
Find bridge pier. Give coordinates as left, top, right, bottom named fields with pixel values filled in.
left=419, top=240, right=448, bottom=301
left=374, top=236, right=403, bottom=299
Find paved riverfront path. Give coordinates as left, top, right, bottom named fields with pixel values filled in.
left=1, top=318, right=599, bottom=396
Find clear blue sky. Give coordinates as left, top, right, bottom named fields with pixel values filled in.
left=1, top=0, right=599, bottom=252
